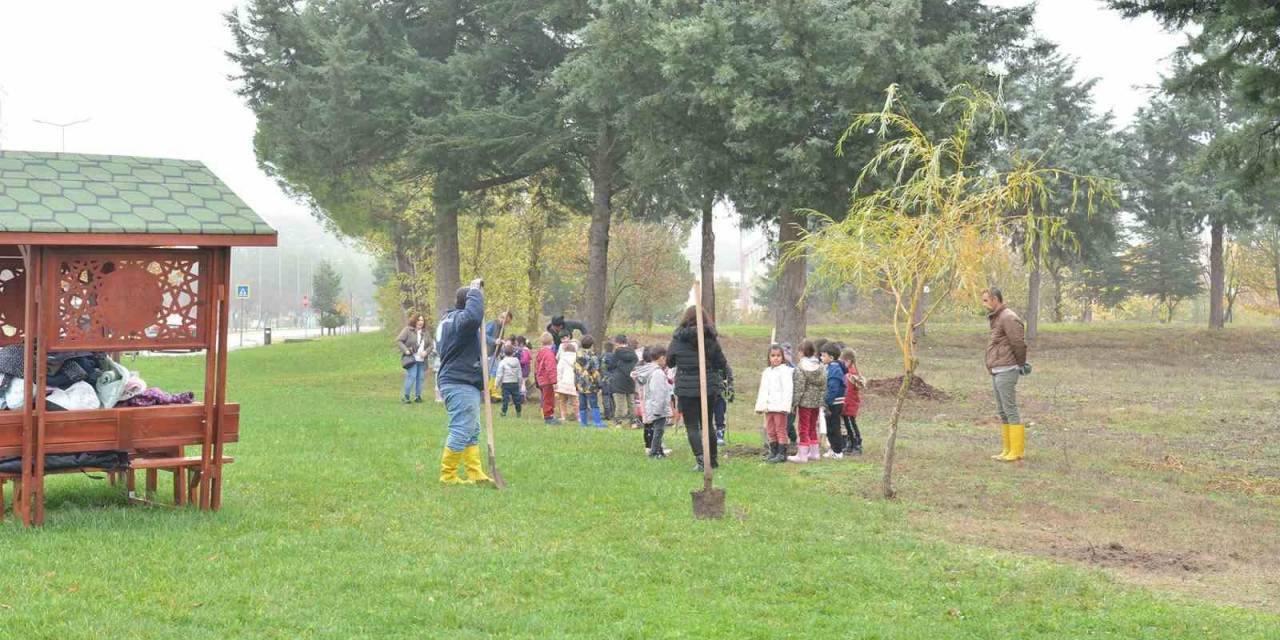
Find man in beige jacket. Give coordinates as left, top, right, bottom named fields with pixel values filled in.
left=982, top=287, right=1028, bottom=462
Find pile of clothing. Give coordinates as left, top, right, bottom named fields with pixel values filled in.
left=0, top=345, right=194, bottom=411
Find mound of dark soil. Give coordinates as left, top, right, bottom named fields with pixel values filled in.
left=866, top=375, right=950, bottom=401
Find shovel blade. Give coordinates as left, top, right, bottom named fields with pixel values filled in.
left=690, top=487, right=726, bottom=519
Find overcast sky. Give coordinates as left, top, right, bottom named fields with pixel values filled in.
left=0, top=0, right=1186, bottom=284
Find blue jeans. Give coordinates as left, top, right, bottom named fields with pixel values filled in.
left=440, top=383, right=482, bottom=452
left=578, top=392, right=600, bottom=424
left=403, top=361, right=425, bottom=399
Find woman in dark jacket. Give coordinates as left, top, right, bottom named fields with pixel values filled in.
left=666, top=306, right=729, bottom=471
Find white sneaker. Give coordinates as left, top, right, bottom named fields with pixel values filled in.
left=822, top=449, right=838, bottom=459
left=832, top=451, right=843, bottom=459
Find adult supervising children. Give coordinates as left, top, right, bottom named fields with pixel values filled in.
left=666, top=306, right=730, bottom=472
left=983, top=287, right=1030, bottom=462
left=436, top=279, right=493, bottom=485
left=547, top=315, right=588, bottom=352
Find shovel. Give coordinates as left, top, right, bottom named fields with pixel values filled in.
left=477, top=320, right=508, bottom=490
left=689, top=281, right=725, bottom=519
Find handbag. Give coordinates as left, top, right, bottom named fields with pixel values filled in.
left=401, top=353, right=416, bottom=369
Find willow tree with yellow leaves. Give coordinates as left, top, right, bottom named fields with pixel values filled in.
left=789, top=85, right=1114, bottom=499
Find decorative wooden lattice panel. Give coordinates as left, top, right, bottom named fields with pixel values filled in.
left=46, top=249, right=211, bottom=350
left=0, top=258, right=25, bottom=346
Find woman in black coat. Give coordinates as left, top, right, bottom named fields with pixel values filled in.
left=665, top=306, right=729, bottom=471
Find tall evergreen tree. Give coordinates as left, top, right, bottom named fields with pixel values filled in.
left=1126, top=64, right=1258, bottom=329
left=1002, top=39, right=1124, bottom=336
left=228, top=0, right=576, bottom=319
left=312, top=259, right=345, bottom=331
left=653, top=0, right=1031, bottom=346
left=1107, top=0, right=1280, bottom=182
left=1126, top=224, right=1204, bottom=322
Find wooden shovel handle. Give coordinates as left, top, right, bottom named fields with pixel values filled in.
left=693, top=282, right=714, bottom=490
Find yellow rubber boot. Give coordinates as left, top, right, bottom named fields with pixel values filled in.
left=1004, top=424, right=1025, bottom=462
left=462, top=445, right=493, bottom=483
left=439, top=448, right=466, bottom=484
left=992, top=424, right=1011, bottom=460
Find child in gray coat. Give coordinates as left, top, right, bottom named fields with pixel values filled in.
left=633, top=346, right=672, bottom=459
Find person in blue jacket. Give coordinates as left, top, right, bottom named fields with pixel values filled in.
left=821, top=342, right=848, bottom=459
left=485, top=310, right=514, bottom=351
left=435, top=278, right=493, bottom=485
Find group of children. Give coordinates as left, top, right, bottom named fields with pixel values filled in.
left=753, top=339, right=865, bottom=463
left=518, top=333, right=643, bottom=428
left=489, top=328, right=866, bottom=466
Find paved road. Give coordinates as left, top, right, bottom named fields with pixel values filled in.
left=228, top=325, right=382, bottom=350
left=139, top=325, right=383, bottom=358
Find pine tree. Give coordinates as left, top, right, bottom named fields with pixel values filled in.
left=312, top=260, right=345, bottom=332
left=1126, top=226, right=1204, bottom=322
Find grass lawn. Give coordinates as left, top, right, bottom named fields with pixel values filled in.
left=2, top=327, right=1278, bottom=638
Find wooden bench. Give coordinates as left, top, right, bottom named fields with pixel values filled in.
left=128, top=454, right=235, bottom=506
left=0, top=454, right=235, bottom=520
left=0, top=403, right=240, bottom=521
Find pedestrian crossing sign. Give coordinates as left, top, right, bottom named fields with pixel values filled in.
left=236, top=284, right=250, bottom=299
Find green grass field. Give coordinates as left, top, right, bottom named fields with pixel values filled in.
left=2, top=327, right=1278, bottom=638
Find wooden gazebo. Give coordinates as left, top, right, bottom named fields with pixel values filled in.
left=0, top=150, right=277, bottom=526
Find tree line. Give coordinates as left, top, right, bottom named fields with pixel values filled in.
left=227, top=0, right=1280, bottom=344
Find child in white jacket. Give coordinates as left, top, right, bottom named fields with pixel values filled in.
left=755, top=345, right=795, bottom=463
left=555, top=342, right=579, bottom=422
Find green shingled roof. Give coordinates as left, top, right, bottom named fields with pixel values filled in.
left=0, top=150, right=276, bottom=236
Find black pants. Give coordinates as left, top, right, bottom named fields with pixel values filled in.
left=501, top=382, right=522, bottom=416
left=825, top=404, right=845, bottom=453
left=842, top=415, right=862, bottom=450
left=787, top=411, right=797, bottom=444
left=678, top=395, right=719, bottom=464
left=712, top=395, right=727, bottom=441
left=646, top=417, right=667, bottom=454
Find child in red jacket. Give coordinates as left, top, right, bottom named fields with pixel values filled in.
left=534, top=332, right=560, bottom=424
left=840, top=348, right=865, bottom=454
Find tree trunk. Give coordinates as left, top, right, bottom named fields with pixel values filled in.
left=882, top=357, right=916, bottom=500
left=525, top=207, right=548, bottom=335
left=700, top=197, right=716, bottom=320
left=1026, top=249, right=1041, bottom=341
left=1274, top=259, right=1280, bottom=308
left=584, top=125, right=615, bottom=342
left=392, top=230, right=416, bottom=314
left=912, top=282, right=927, bottom=339
left=1209, top=220, right=1225, bottom=329
left=1049, top=266, right=1064, bottom=322
left=434, top=188, right=462, bottom=321
left=1082, top=300, right=1093, bottom=323
left=774, top=208, right=807, bottom=347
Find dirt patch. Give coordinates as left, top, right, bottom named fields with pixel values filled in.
left=1065, top=541, right=1213, bottom=574
left=866, top=375, right=950, bottom=401
left=722, top=443, right=769, bottom=459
